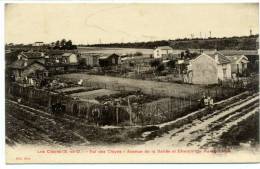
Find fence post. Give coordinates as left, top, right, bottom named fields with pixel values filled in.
left=116, top=106, right=119, bottom=125
left=189, top=96, right=192, bottom=109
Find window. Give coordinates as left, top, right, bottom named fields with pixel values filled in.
left=223, top=68, right=227, bottom=79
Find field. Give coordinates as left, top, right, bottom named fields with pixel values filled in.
left=56, top=73, right=203, bottom=98
left=78, top=47, right=153, bottom=56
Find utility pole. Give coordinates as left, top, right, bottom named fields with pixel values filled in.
left=190, top=33, right=194, bottom=39
left=209, top=31, right=212, bottom=38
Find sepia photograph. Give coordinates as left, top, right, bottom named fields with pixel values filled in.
left=3, top=2, right=260, bottom=163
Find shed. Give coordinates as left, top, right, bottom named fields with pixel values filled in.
left=98, top=53, right=121, bottom=67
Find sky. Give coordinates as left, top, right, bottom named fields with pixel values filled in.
left=5, top=3, right=259, bottom=45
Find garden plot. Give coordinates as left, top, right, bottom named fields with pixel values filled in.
left=55, top=86, right=100, bottom=95
left=95, top=90, right=164, bottom=106
left=70, top=89, right=119, bottom=100
left=55, top=86, right=86, bottom=93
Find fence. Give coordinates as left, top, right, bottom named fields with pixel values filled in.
left=7, top=83, right=131, bottom=126
left=6, top=75, right=258, bottom=126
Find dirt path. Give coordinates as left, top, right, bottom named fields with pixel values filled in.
left=144, top=94, right=259, bottom=147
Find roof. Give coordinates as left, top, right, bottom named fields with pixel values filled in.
left=99, top=53, right=119, bottom=60
left=62, top=53, right=75, bottom=57
left=208, top=52, right=231, bottom=64
left=20, top=52, right=44, bottom=59
left=219, top=50, right=258, bottom=56
left=9, top=59, right=45, bottom=69
left=155, top=46, right=173, bottom=50
left=226, top=55, right=248, bottom=63
left=162, top=60, right=171, bottom=63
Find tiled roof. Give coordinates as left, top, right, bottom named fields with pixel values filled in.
left=21, top=52, right=44, bottom=59
left=226, top=55, right=248, bottom=63
left=208, top=52, right=231, bottom=64
left=9, top=59, right=44, bottom=69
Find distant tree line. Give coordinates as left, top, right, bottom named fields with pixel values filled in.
left=81, top=35, right=258, bottom=50
left=51, top=39, right=77, bottom=50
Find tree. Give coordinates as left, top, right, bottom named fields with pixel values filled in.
left=156, top=64, right=165, bottom=72
left=78, top=58, right=87, bottom=69
left=167, top=60, right=176, bottom=68
left=65, top=40, right=73, bottom=49
left=54, top=40, right=60, bottom=49
left=150, top=59, right=161, bottom=68
left=60, top=39, right=67, bottom=48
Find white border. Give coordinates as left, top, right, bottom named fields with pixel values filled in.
left=0, top=1, right=259, bottom=169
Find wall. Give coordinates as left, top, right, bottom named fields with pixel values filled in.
left=191, top=54, right=218, bottom=84
left=153, top=49, right=173, bottom=58
left=217, top=63, right=231, bottom=80
left=68, top=54, right=78, bottom=63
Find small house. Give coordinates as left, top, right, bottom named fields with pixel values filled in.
left=62, top=53, right=78, bottom=64
left=189, top=52, right=231, bottom=84
left=8, top=59, right=47, bottom=82
left=153, top=46, right=174, bottom=59
left=226, top=55, right=249, bottom=76
left=17, top=51, right=45, bottom=61
left=219, top=50, right=259, bottom=72
left=80, top=53, right=99, bottom=67
left=98, top=54, right=121, bottom=67
left=33, top=42, right=44, bottom=46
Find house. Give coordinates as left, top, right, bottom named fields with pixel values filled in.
left=80, top=53, right=99, bottom=67
left=226, top=55, right=249, bottom=76
left=189, top=52, right=231, bottom=84
left=99, top=54, right=121, bottom=67
left=219, top=50, right=258, bottom=72
left=61, top=53, right=78, bottom=64
left=45, top=52, right=79, bottom=73
left=33, top=42, right=44, bottom=46
left=17, top=51, right=45, bottom=61
left=153, top=46, right=174, bottom=59
left=8, top=59, right=47, bottom=83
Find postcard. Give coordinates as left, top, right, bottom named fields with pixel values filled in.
left=4, top=3, right=260, bottom=163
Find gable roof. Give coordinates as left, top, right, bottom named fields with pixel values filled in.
left=62, top=53, right=75, bottom=57
left=226, top=55, right=248, bottom=63
left=20, top=52, right=44, bottom=59
left=99, top=53, right=120, bottom=60
left=208, top=52, right=231, bottom=64
left=191, top=52, right=231, bottom=65
left=9, top=59, right=45, bottom=70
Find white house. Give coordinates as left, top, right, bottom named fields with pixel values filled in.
left=189, top=52, right=232, bottom=84
left=62, top=53, right=78, bottom=64
left=226, top=55, right=249, bottom=75
left=153, top=46, right=174, bottom=59
left=33, top=42, right=44, bottom=46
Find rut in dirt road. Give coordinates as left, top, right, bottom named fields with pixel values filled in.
left=145, top=94, right=259, bottom=147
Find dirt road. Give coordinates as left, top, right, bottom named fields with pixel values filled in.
left=144, top=94, right=259, bottom=147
